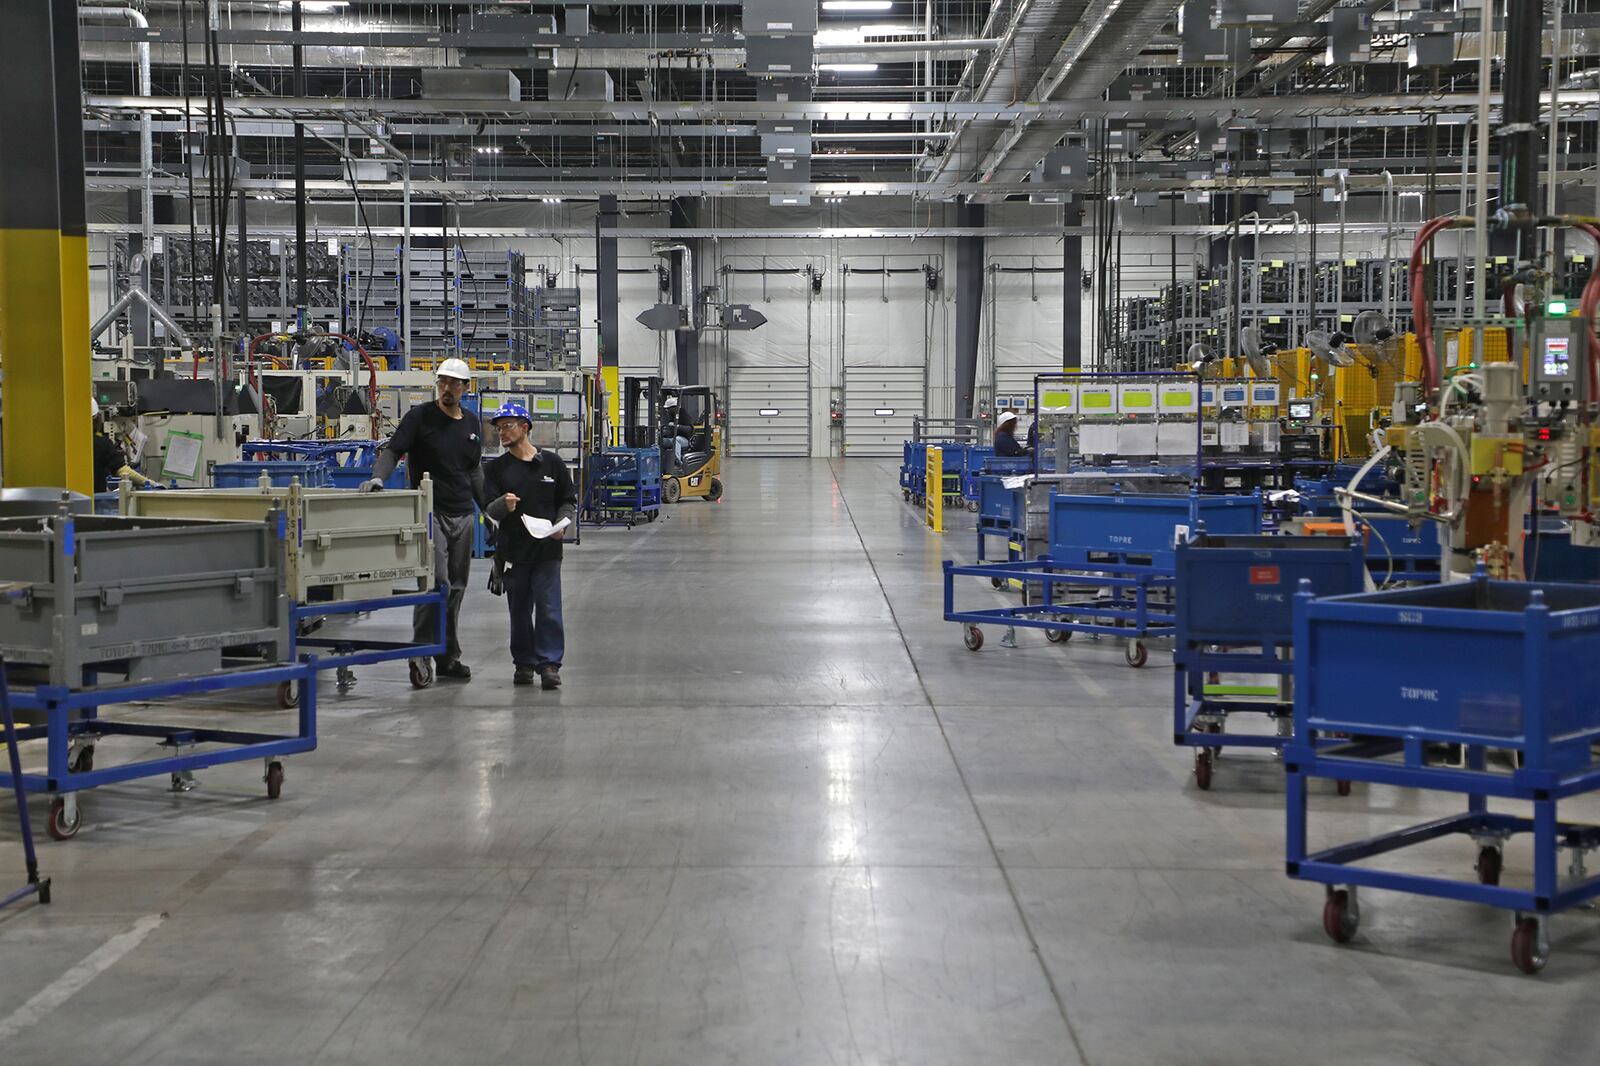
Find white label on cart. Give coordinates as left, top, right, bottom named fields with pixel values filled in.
left=1397, top=610, right=1424, bottom=624
left=81, top=622, right=98, bottom=636
left=1401, top=687, right=1440, bottom=702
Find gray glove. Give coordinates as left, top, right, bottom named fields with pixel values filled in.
left=358, top=478, right=384, bottom=494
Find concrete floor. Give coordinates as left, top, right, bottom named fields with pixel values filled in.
left=1, top=457, right=1598, bottom=1065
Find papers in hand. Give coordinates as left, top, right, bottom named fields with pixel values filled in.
left=519, top=514, right=571, bottom=540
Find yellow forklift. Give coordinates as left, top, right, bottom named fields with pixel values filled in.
left=622, top=377, right=724, bottom=503
left=660, top=384, right=724, bottom=503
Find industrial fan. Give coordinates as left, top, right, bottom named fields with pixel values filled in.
left=1305, top=328, right=1359, bottom=368
left=1186, top=341, right=1218, bottom=373
left=1238, top=325, right=1278, bottom=377
left=1350, top=309, right=1405, bottom=373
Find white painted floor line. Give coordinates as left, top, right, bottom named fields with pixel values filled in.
left=0, top=913, right=166, bottom=1041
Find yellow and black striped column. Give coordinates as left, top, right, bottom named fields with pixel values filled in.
left=0, top=0, right=93, bottom=493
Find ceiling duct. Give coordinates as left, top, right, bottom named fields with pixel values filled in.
left=975, top=0, right=1187, bottom=196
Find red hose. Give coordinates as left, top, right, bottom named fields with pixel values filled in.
left=1574, top=223, right=1600, bottom=405
left=1409, top=215, right=1475, bottom=401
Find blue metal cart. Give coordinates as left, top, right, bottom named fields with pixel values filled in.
left=0, top=658, right=319, bottom=840
left=0, top=646, right=49, bottom=908
left=945, top=556, right=1176, bottom=667
left=1173, top=533, right=1366, bottom=790
left=287, top=586, right=448, bottom=701
left=946, top=491, right=1262, bottom=667
left=583, top=447, right=663, bottom=527
left=1286, top=574, right=1600, bottom=973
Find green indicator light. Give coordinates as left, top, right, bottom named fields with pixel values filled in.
left=1548, top=300, right=1569, bottom=316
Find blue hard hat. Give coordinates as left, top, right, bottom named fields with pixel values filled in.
left=490, top=400, right=532, bottom=426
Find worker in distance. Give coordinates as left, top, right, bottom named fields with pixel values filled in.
left=993, top=410, right=1031, bottom=457
left=483, top=401, right=577, bottom=689
left=363, top=358, right=485, bottom=683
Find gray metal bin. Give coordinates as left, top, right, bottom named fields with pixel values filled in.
left=0, top=513, right=290, bottom=688
left=119, top=476, right=433, bottom=603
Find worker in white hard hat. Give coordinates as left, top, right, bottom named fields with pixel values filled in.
left=993, top=410, right=1030, bottom=457
left=662, top=394, right=691, bottom=470
left=364, top=358, right=485, bottom=681
left=90, top=398, right=156, bottom=493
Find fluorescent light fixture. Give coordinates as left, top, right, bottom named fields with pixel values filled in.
left=874, top=408, right=895, bottom=417
left=823, top=1, right=894, bottom=10
left=819, top=63, right=880, bottom=73
left=279, top=1, right=348, bottom=10
left=541, top=197, right=563, bottom=204
left=758, top=408, right=782, bottom=417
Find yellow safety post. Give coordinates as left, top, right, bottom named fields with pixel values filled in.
left=0, top=0, right=93, bottom=493
left=924, top=445, right=943, bottom=533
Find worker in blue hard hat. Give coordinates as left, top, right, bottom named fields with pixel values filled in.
left=483, top=399, right=578, bottom=689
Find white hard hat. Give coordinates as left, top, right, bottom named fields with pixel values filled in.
left=91, top=397, right=101, bottom=419
left=435, top=358, right=472, bottom=382
left=663, top=396, right=678, bottom=408
left=997, top=411, right=1019, bottom=428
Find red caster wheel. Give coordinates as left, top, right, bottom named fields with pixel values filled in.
left=1511, top=917, right=1548, bottom=975
left=1045, top=628, right=1071, bottom=644
left=963, top=625, right=984, bottom=652
left=276, top=681, right=299, bottom=710
left=1336, top=779, right=1352, bottom=797
left=1322, top=888, right=1359, bottom=944
left=1476, top=846, right=1503, bottom=886
left=1125, top=641, right=1148, bottom=668
left=1194, top=749, right=1214, bottom=791
left=47, top=797, right=81, bottom=841
left=408, top=659, right=434, bottom=689
left=264, top=762, right=285, bottom=800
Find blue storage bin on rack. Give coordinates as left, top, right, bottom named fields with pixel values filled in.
left=240, top=440, right=408, bottom=490
left=1285, top=572, right=1600, bottom=974
left=583, top=447, right=663, bottom=528
left=945, top=490, right=1263, bottom=668
left=899, top=440, right=923, bottom=500
left=212, top=460, right=331, bottom=489
left=959, top=445, right=996, bottom=509
left=973, top=458, right=1034, bottom=567
left=1173, top=532, right=1366, bottom=790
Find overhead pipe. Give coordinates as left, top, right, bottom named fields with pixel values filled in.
left=652, top=242, right=696, bottom=329
left=90, top=281, right=192, bottom=351
left=81, top=5, right=154, bottom=322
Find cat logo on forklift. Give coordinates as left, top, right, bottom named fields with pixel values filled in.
left=689, top=475, right=703, bottom=487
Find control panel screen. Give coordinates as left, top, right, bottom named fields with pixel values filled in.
left=1543, top=335, right=1572, bottom=380
left=1288, top=401, right=1313, bottom=420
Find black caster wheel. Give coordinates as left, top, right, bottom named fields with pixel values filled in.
left=966, top=501, right=978, bottom=513
left=276, top=681, right=299, bottom=710
left=409, top=659, right=434, bottom=690
left=1336, top=779, right=1352, bottom=797
left=37, top=880, right=51, bottom=905
left=1476, top=846, right=1503, bottom=886
left=1194, top=749, right=1214, bottom=790
left=69, top=746, right=95, bottom=774
left=336, top=667, right=356, bottom=694
left=990, top=577, right=1006, bottom=590
left=1125, top=641, right=1149, bottom=668
left=1322, top=888, right=1358, bottom=944
left=1045, top=629, right=1071, bottom=644
left=265, top=762, right=285, bottom=801
left=902, top=489, right=910, bottom=501
left=963, top=625, right=984, bottom=652
left=47, top=798, right=81, bottom=841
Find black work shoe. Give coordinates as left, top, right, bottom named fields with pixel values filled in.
left=437, top=660, right=472, bottom=682
left=540, top=666, right=562, bottom=690
left=513, top=666, right=537, bottom=687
